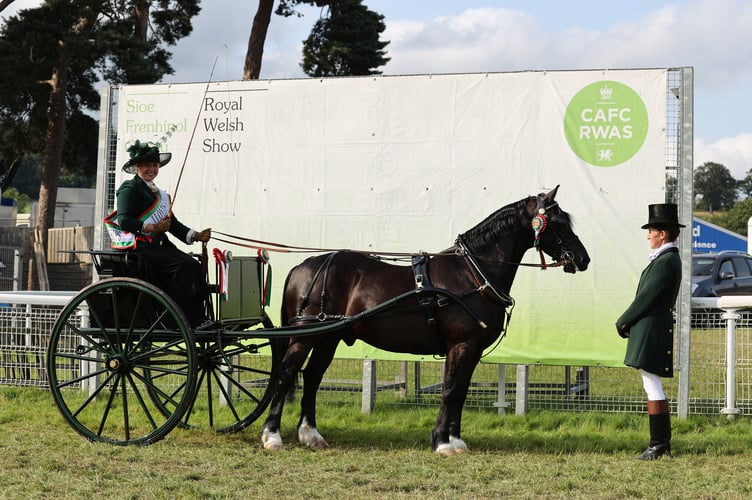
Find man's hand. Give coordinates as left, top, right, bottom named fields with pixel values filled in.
left=616, top=323, right=630, bottom=339
left=194, top=228, right=211, bottom=243
left=146, top=217, right=171, bottom=234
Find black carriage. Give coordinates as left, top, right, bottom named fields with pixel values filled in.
left=46, top=249, right=285, bottom=445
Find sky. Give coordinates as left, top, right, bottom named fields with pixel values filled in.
left=3, top=0, right=752, bottom=178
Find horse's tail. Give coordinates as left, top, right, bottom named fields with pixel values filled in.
left=278, top=263, right=297, bottom=403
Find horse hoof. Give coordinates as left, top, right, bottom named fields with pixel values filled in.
left=435, top=443, right=457, bottom=457
left=261, top=429, right=284, bottom=451
left=449, top=436, right=468, bottom=453
left=313, top=438, right=330, bottom=450
left=301, top=433, right=329, bottom=450
left=298, top=419, right=329, bottom=449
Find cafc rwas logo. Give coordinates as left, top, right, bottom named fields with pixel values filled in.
left=563, top=80, right=648, bottom=167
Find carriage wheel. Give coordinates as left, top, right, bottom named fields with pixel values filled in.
left=183, top=315, right=286, bottom=433
left=46, top=278, right=197, bottom=446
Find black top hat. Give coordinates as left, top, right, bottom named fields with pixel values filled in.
left=122, top=140, right=172, bottom=174
left=641, top=203, right=685, bottom=229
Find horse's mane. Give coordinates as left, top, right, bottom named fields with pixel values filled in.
left=458, top=196, right=533, bottom=253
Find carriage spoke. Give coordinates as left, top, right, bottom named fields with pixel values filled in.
left=130, top=337, right=189, bottom=365
left=95, top=373, right=122, bottom=438
left=70, top=371, right=117, bottom=418
left=181, top=368, right=210, bottom=428
left=130, top=364, right=189, bottom=410
left=84, top=301, right=121, bottom=354
left=124, top=372, right=160, bottom=432
left=61, top=318, right=116, bottom=357
left=205, top=369, right=215, bottom=428
left=53, top=364, right=108, bottom=390
left=218, top=363, right=271, bottom=403
left=120, top=376, right=132, bottom=441
left=210, top=369, right=245, bottom=421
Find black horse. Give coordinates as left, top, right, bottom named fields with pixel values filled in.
left=261, top=186, right=590, bottom=455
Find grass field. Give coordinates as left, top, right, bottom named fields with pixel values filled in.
left=2, top=387, right=752, bottom=499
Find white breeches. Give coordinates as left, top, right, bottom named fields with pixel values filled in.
left=640, top=369, right=666, bottom=401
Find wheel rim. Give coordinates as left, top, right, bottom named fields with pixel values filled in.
left=47, top=278, right=197, bottom=445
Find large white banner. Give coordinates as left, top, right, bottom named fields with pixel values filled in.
left=115, top=69, right=667, bottom=366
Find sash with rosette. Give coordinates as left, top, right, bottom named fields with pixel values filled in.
left=104, top=188, right=171, bottom=250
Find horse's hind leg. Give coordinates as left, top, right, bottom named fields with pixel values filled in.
left=297, top=339, right=339, bottom=449
left=260, top=340, right=312, bottom=450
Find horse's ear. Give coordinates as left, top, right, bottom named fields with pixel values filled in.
left=542, top=185, right=560, bottom=204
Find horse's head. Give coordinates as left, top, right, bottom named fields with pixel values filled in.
left=530, top=186, right=590, bottom=273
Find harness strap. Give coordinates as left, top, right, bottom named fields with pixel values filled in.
left=411, top=253, right=430, bottom=290
left=410, top=253, right=448, bottom=355
left=456, top=236, right=515, bottom=307
left=295, top=252, right=345, bottom=322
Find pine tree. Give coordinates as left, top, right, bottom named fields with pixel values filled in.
left=301, top=0, right=390, bottom=77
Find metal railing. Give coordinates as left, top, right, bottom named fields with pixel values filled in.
left=1, top=290, right=750, bottom=418
left=691, top=295, right=752, bottom=419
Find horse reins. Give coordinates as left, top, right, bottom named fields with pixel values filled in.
left=211, top=229, right=573, bottom=270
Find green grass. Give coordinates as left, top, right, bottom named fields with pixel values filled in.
left=2, top=387, right=752, bottom=498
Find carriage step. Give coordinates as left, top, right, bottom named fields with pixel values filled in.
left=194, top=320, right=221, bottom=331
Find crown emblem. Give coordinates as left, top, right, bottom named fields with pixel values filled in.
left=599, top=84, right=614, bottom=100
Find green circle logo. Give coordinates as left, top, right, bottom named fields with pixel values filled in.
left=563, top=80, right=648, bottom=167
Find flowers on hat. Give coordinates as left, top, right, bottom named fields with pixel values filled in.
left=122, top=140, right=172, bottom=173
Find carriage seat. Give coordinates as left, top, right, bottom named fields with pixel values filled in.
left=91, top=249, right=218, bottom=293
left=90, top=250, right=152, bottom=281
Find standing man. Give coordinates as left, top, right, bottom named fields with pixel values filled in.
left=616, top=203, right=684, bottom=460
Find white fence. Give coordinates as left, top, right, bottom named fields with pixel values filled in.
left=1, top=290, right=750, bottom=418
left=0, top=292, right=75, bottom=386
left=691, top=296, right=752, bottom=418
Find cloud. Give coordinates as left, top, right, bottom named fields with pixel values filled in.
left=696, top=134, right=752, bottom=179
left=381, top=1, right=752, bottom=92
left=383, top=8, right=548, bottom=74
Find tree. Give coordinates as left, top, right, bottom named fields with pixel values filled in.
left=703, top=197, right=752, bottom=236
left=244, top=0, right=318, bottom=80
left=243, top=0, right=389, bottom=80
left=2, top=187, right=31, bottom=213
left=244, top=0, right=274, bottom=80
left=737, top=168, right=752, bottom=199
left=0, top=1, right=200, bottom=252
left=694, top=162, right=737, bottom=212
left=301, top=0, right=390, bottom=77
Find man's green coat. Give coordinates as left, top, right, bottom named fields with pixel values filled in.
left=617, top=247, right=681, bottom=377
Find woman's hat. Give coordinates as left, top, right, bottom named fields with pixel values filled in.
left=122, top=140, right=172, bottom=174
left=641, top=203, right=686, bottom=229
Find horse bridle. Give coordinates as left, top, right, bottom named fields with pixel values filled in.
left=531, top=196, right=576, bottom=270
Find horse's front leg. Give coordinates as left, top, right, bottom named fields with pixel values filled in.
left=260, top=340, right=311, bottom=450
left=297, top=339, right=339, bottom=449
left=432, top=341, right=482, bottom=456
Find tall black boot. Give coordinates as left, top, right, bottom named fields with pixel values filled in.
left=637, top=399, right=671, bottom=460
